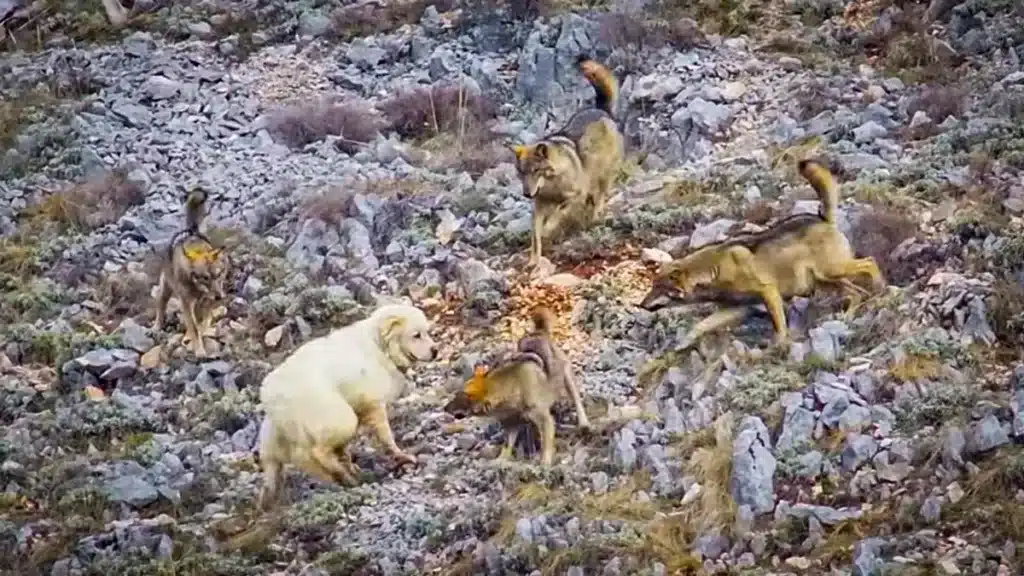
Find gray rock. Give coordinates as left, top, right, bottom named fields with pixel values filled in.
left=143, top=76, right=182, bottom=101
left=920, top=495, right=942, bottom=524
left=841, top=434, right=878, bottom=473
left=852, top=120, right=888, bottom=143
left=965, top=414, right=1009, bottom=455
left=298, top=10, right=331, bottom=37
left=692, top=531, right=729, bottom=560
left=117, top=318, right=155, bottom=353
left=514, top=517, right=534, bottom=543
left=852, top=538, right=886, bottom=576
left=729, top=416, right=776, bottom=514
left=105, top=475, right=159, bottom=507
left=517, top=30, right=559, bottom=106
left=1012, top=365, right=1024, bottom=437
left=689, top=219, right=737, bottom=249
left=613, top=427, right=638, bottom=471
left=808, top=320, right=851, bottom=363
left=942, top=426, right=966, bottom=469
left=347, top=38, right=388, bottom=69
left=673, top=97, right=733, bottom=134
left=187, top=21, right=214, bottom=39
left=788, top=503, right=862, bottom=525
left=776, top=405, right=816, bottom=452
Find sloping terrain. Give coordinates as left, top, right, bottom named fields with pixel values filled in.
left=2, top=1, right=1024, bottom=575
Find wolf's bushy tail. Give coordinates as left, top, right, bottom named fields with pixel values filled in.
left=184, top=187, right=209, bottom=234
left=797, top=159, right=839, bottom=225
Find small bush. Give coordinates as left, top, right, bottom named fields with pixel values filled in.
left=379, top=82, right=497, bottom=141
left=328, top=0, right=458, bottom=41
left=597, top=12, right=704, bottom=57
left=266, top=97, right=386, bottom=154
left=988, top=277, right=1024, bottom=348
left=26, top=168, right=145, bottom=232
left=850, top=209, right=918, bottom=286
left=906, top=85, right=967, bottom=124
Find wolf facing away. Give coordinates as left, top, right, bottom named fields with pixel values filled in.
left=639, top=159, right=887, bottom=350
left=512, top=56, right=625, bottom=268
left=515, top=306, right=591, bottom=431
left=153, top=187, right=230, bottom=358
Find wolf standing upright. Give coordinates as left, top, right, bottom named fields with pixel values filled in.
left=153, top=187, right=230, bottom=357
left=512, top=56, right=625, bottom=267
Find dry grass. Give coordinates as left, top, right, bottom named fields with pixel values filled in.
left=596, top=11, right=705, bottom=64
left=849, top=208, right=918, bottom=286
left=856, top=2, right=965, bottom=85
left=678, top=413, right=737, bottom=533
left=299, top=177, right=442, bottom=223
left=266, top=97, right=386, bottom=154
left=379, top=81, right=497, bottom=141
left=379, top=81, right=502, bottom=174
left=888, top=351, right=942, bottom=383
left=0, top=237, right=41, bottom=278
left=944, top=447, right=1024, bottom=542
left=987, top=277, right=1024, bottom=349
left=650, top=0, right=765, bottom=37
left=327, top=0, right=458, bottom=41
left=23, top=168, right=145, bottom=233
left=907, top=85, right=967, bottom=124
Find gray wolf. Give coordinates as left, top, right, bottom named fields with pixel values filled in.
left=512, top=56, right=625, bottom=268
left=153, top=187, right=230, bottom=358
left=442, top=307, right=591, bottom=465
left=639, top=159, right=886, bottom=350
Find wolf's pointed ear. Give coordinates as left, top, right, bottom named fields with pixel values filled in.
left=512, top=145, right=529, bottom=161
left=380, top=315, right=406, bottom=342
left=535, top=142, right=549, bottom=159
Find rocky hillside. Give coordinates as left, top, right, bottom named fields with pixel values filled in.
left=3, top=0, right=1024, bottom=574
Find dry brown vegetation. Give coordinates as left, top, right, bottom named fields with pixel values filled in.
left=23, top=168, right=146, bottom=232
left=327, top=0, right=459, bottom=41
left=266, top=97, right=387, bottom=155
left=379, top=82, right=497, bottom=141
left=379, top=81, right=504, bottom=175
left=596, top=11, right=705, bottom=64
left=300, top=177, right=444, bottom=223
left=470, top=414, right=736, bottom=574
left=849, top=209, right=918, bottom=286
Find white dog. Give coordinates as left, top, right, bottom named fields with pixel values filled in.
left=256, top=303, right=437, bottom=510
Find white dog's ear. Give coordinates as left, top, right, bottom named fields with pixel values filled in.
left=379, top=315, right=406, bottom=342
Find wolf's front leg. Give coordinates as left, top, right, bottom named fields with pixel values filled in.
left=529, top=206, right=544, bottom=267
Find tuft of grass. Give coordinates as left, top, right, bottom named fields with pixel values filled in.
left=651, top=0, right=765, bottom=37
left=888, top=350, right=942, bottom=383
left=596, top=11, right=705, bottom=68
left=379, top=81, right=497, bottom=142
left=988, top=277, right=1024, bottom=349
left=266, top=97, right=386, bottom=154
left=849, top=209, right=918, bottom=287
left=327, top=0, right=459, bottom=42
left=907, top=85, right=967, bottom=124
left=24, top=168, right=145, bottom=233
left=944, top=447, right=1024, bottom=542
